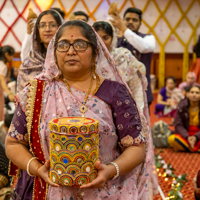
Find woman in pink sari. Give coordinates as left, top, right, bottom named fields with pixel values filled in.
left=6, top=20, right=151, bottom=199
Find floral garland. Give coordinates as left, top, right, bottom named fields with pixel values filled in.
left=155, top=150, right=188, bottom=200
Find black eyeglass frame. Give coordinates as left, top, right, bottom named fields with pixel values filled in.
left=55, top=39, right=92, bottom=52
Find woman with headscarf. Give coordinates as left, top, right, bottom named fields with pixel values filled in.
left=179, top=72, right=199, bottom=91
left=93, top=21, right=147, bottom=114
left=155, top=76, right=183, bottom=117
left=6, top=20, right=151, bottom=200
left=93, top=21, right=158, bottom=195
left=17, top=9, right=63, bottom=92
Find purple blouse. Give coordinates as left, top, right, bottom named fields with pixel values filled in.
left=159, top=87, right=168, bottom=102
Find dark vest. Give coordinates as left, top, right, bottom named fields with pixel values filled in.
left=117, top=32, right=154, bottom=103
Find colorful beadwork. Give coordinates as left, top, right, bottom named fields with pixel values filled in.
left=49, top=117, right=99, bottom=186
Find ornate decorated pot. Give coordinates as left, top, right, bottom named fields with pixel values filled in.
left=49, top=117, right=99, bottom=186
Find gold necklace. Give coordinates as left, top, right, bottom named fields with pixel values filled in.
left=63, top=77, right=93, bottom=117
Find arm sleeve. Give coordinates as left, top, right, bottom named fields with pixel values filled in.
left=124, top=28, right=156, bottom=53
left=8, top=104, right=28, bottom=144
left=0, top=62, right=7, bottom=77
left=159, top=87, right=166, bottom=97
left=20, top=33, right=32, bottom=62
left=174, top=107, right=189, bottom=139
left=111, top=83, right=146, bottom=147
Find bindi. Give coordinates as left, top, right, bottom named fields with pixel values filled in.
left=71, top=35, right=73, bottom=37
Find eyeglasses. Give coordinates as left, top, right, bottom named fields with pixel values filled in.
left=56, top=39, right=92, bottom=52
left=38, top=23, right=58, bottom=30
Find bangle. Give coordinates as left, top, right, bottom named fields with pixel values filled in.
left=27, top=157, right=37, bottom=177
left=110, top=162, right=119, bottom=180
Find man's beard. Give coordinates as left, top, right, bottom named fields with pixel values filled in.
left=127, top=24, right=135, bottom=32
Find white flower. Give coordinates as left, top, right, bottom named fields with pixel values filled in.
left=178, top=175, right=182, bottom=179
left=163, top=164, right=168, bottom=169
left=178, top=191, right=183, bottom=198
left=172, top=180, right=177, bottom=184
left=166, top=169, right=172, bottom=175
left=158, top=155, right=162, bottom=159
left=160, top=160, right=165, bottom=164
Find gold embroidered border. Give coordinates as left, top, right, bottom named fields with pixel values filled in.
left=26, top=79, right=38, bottom=155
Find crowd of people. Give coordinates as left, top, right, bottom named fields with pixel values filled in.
left=0, top=5, right=199, bottom=200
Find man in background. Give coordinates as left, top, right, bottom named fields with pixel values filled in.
left=110, top=7, right=156, bottom=108
left=73, top=11, right=89, bottom=22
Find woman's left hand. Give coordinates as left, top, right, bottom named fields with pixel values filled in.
left=80, top=161, right=114, bottom=189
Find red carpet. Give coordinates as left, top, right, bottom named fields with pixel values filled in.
left=151, top=94, right=198, bottom=200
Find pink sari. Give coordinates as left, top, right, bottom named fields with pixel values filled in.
left=15, top=21, right=152, bottom=199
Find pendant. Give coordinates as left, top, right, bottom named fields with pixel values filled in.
left=79, top=105, right=88, bottom=117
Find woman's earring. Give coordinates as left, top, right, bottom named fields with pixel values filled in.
left=92, top=62, right=97, bottom=80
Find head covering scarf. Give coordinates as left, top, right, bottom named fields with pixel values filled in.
left=16, top=21, right=151, bottom=199
left=179, top=72, right=198, bottom=90
left=17, top=9, right=64, bottom=92
left=94, top=21, right=148, bottom=112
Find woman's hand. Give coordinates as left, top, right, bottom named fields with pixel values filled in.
left=37, top=160, right=59, bottom=187
left=80, top=161, right=115, bottom=189
left=187, top=136, right=197, bottom=149
left=109, top=13, right=127, bottom=33
left=27, top=19, right=35, bottom=35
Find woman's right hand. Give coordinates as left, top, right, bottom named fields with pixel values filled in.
left=27, top=19, right=35, bottom=34
left=37, top=160, right=59, bottom=187
left=8, top=93, right=15, bottom=102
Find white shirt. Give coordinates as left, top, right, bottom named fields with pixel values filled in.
left=20, top=33, right=32, bottom=62
left=0, top=61, right=7, bottom=77
left=124, top=28, right=156, bottom=53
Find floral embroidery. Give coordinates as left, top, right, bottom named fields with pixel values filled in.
left=116, top=101, right=122, bottom=106
left=121, top=135, right=134, bottom=147
left=113, top=113, right=117, bottom=117
left=133, top=137, right=142, bottom=145
left=17, top=111, right=21, bottom=117
left=24, top=134, right=28, bottom=142
left=135, top=115, right=139, bottom=120
left=16, top=134, right=24, bottom=141
left=8, top=123, right=15, bottom=133
left=15, top=121, right=20, bottom=127
left=121, top=135, right=145, bottom=147
left=125, top=100, right=130, bottom=105
left=117, top=124, right=123, bottom=130
left=124, top=112, right=130, bottom=118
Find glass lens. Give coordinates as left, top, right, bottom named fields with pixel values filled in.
left=57, top=41, right=69, bottom=51
left=73, top=41, right=87, bottom=51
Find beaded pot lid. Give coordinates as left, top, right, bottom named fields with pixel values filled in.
left=49, top=117, right=99, bottom=186
left=49, top=117, right=99, bottom=135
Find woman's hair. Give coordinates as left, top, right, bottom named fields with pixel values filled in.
left=183, top=86, right=191, bottom=92
left=166, top=76, right=176, bottom=84
left=0, top=45, right=15, bottom=62
left=51, top=7, right=65, bottom=19
left=92, top=21, right=113, bottom=38
left=36, top=10, right=63, bottom=57
left=54, top=20, right=97, bottom=58
left=188, top=85, right=200, bottom=92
